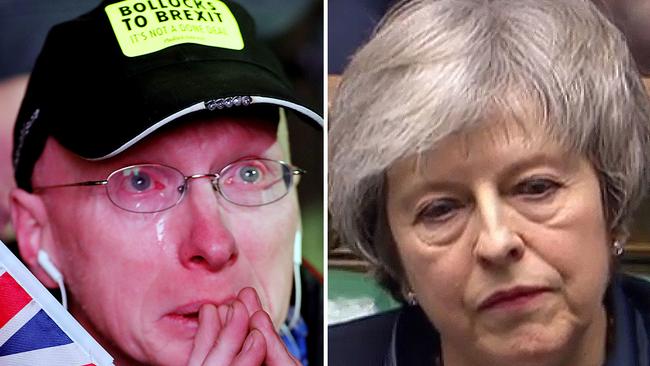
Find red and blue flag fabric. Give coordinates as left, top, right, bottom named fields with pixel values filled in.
left=0, top=241, right=113, bottom=366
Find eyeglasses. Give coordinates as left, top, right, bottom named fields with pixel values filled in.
left=33, top=158, right=305, bottom=213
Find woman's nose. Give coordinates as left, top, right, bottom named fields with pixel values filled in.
left=177, top=180, right=238, bottom=272
left=473, top=190, right=525, bottom=267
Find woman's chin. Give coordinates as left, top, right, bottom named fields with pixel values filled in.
left=471, top=320, right=578, bottom=365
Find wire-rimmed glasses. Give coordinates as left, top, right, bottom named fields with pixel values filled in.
left=33, top=158, right=305, bottom=213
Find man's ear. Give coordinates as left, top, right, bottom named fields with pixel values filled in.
left=10, top=188, right=58, bottom=288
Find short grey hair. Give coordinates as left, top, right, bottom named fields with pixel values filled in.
left=329, top=0, right=650, bottom=300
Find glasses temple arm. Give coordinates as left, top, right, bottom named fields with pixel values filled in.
left=292, top=168, right=306, bottom=176
left=33, top=180, right=108, bottom=191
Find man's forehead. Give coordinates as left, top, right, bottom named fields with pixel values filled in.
left=33, top=112, right=286, bottom=183
left=106, top=114, right=283, bottom=163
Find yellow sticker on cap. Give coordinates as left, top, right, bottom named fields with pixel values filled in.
left=105, top=0, right=244, bottom=57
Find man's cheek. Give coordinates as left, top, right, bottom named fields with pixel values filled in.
left=240, top=231, right=290, bottom=267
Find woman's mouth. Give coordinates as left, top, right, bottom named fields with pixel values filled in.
left=478, top=286, right=552, bottom=312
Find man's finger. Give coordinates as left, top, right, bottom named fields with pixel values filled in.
left=187, top=304, right=220, bottom=366
left=202, top=300, right=250, bottom=365
left=238, top=287, right=263, bottom=316
left=249, top=310, right=301, bottom=366
left=231, top=329, right=267, bottom=366
left=218, top=303, right=230, bottom=325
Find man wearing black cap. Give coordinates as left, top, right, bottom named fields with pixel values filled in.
left=9, top=0, right=322, bottom=365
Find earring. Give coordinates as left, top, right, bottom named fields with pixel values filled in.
left=406, top=291, right=418, bottom=306
left=613, top=240, right=624, bottom=257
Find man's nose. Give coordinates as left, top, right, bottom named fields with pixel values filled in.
left=178, top=181, right=238, bottom=272
left=473, top=189, right=524, bottom=267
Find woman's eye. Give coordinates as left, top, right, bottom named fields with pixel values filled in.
left=239, top=165, right=262, bottom=183
left=417, top=199, right=462, bottom=223
left=514, top=178, right=561, bottom=198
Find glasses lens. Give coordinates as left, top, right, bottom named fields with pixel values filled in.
left=105, top=165, right=185, bottom=213
left=219, top=159, right=293, bottom=206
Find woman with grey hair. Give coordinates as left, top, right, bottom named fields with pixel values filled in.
left=328, top=0, right=650, bottom=365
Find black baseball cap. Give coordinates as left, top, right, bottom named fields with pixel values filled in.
left=13, top=0, right=323, bottom=191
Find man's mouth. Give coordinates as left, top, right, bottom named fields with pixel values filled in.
left=171, top=301, right=217, bottom=317
left=159, top=296, right=237, bottom=337
left=162, top=301, right=222, bottom=332
left=166, top=310, right=201, bottom=325
left=173, top=311, right=200, bottom=320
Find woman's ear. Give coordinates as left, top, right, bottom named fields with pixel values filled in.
left=9, top=188, right=58, bottom=288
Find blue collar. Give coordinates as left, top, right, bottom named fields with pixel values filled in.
left=280, top=307, right=309, bottom=365
left=605, top=275, right=649, bottom=366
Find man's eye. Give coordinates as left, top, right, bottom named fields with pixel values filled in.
left=514, top=178, right=561, bottom=198
left=130, top=173, right=152, bottom=191
left=417, top=199, right=462, bottom=223
left=239, top=165, right=262, bottom=183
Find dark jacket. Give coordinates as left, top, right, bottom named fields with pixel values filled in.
left=328, top=274, right=650, bottom=366
left=301, top=265, right=324, bottom=366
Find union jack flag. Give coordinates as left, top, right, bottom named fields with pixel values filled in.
left=0, top=240, right=113, bottom=366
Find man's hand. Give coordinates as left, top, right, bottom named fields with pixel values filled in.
left=187, top=288, right=302, bottom=366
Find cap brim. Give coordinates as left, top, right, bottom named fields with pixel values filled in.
left=50, top=60, right=322, bottom=160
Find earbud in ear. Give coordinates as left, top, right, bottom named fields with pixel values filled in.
left=38, top=250, right=63, bottom=282
left=37, top=250, right=67, bottom=310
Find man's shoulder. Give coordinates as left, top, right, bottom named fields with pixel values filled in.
left=328, top=308, right=402, bottom=366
